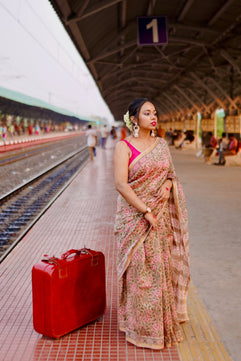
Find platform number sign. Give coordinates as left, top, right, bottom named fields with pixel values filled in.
left=137, top=16, right=168, bottom=46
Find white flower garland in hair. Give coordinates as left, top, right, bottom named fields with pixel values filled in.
left=123, top=111, right=133, bottom=131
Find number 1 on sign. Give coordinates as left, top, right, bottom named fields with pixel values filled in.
left=146, top=18, right=158, bottom=43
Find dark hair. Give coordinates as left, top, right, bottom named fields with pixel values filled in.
left=88, top=124, right=92, bottom=129
left=128, top=98, right=156, bottom=119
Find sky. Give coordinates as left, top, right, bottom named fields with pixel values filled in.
left=0, top=0, right=114, bottom=122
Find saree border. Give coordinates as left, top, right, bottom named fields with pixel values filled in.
left=129, top=138, right=159, bottom=171
left=117, top=225, right=152, bottom=280
left=119, top=326, right=183, bottom=350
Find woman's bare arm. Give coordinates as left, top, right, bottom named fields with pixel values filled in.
left=114, top=141, right=147, bottom=212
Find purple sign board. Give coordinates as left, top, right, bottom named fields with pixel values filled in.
left=137, top=16, right=168, bottom=46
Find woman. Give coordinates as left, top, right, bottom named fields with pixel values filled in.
left=114, top=98, right=190, bottom=350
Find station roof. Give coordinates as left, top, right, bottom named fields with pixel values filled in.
left=0, top=87, right=94, bottom=124
left=49, top=0, right=241, bottom=120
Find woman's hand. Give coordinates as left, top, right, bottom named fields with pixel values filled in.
left=144, top=212, right=158, bottom=229
left=159, top=180, right=172, bottom=201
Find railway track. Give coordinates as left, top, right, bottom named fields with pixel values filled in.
left=0, top=134, right=85, bottom=166
left=0, top=145, right=90, bottom=262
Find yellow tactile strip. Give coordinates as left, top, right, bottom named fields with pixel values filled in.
left=177, top=282, right=232, bottom=361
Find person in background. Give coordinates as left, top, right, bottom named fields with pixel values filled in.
left=107, top=126, right=117, bottom=148
left=175, top=130, right=194, bottom=149
left=202, top=131, right=217, bottom=164
left=2, top=126, right=7, bottom=145
left=120, top=124, right=127, bottom=140
left=35, top=124, right=40, bottom=135
left=86, top=124, right=97, bottom=161
left=100, top=124, right=108, bottom=149
left=165, top=128, right=174, bottom=145
left=220, top=132, right=229, bottom=151
left=114, top=98, right=190, bottom=350
left=110, top=126, right=117, bottom=139
left=215, top=133, right=238, bottom=165
left=157, top=125, right=165, bottom=138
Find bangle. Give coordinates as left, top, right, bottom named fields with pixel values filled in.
left=144, top=206, right=151, bottom=215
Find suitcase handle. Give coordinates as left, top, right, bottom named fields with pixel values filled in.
left=61, top=248, right=93, bottom=259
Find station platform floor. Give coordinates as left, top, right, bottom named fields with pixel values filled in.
left=0, top=131, right=84, bottom=153
left=1, top=143, right=240, bottom=361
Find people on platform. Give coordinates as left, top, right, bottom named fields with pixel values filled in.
left=100, top=124, right=108, bottom=149
left=1, top=126, right=7, bottom=144
left=165, top=127, right=174, bottom=145
left=215, top=133, right=238, bottom=165
left=35, top=124, right=40, bottom=135
left=106, top=126, right=117, bottom=148
left=202, top=131, right=217, bottom=163
left=218, top=132, right=229, bottom=152
left=113, top=98, right=190, bottom=350
left=86, top=124, right=97, bottom=161
left=110, top=126, right=117, bottom=140
left=175, top=130, right=195, bottom=149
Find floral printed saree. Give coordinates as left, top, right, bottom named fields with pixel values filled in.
left=115, top=137, right=190, bottom=349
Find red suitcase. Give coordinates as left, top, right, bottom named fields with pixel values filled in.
left=32, top=248, right=106, bottom=338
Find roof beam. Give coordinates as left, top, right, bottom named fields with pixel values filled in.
left=206, top=77, right=238, bottom=109
left=208, top=0, right=235, bottom=26
left=169, top=22, right=219, bottom=36
left=120, top=0, right=127, bottom=56
left=106, top=89, right=139, bottom=101
left=147, top=0, right=157, bottom=15
left=119, top=46, right=138, bottom=66
left=75, top=0, right=90, bottom=18
left=186, top=88, right=210, bottom=112
left=174, top=85, right=200, bottom=111
left=155, top=99, right=172, bottom=114
left=162, top=93, right=182, bottom=112
left=220, top=49, right=241, bottom=75
left=190, top=72, right=225, bottom=108
left=67, top=0, right=122, bottom=23
left=212, top=12, right=241, bottom=46
left=172, top=93, right=189, bottom=109
left=99, top=61, right=176, bottom=83
left=154, top=46, right=178, bottom=69
left=177, top=0, right=195, bottom=21
left=103, top=76, right=166, bottom=96
left=121, top=0, right=127, bottom=27
left=160, top=49, right=205, bottom=92
left=88, top=40, right=136, bottom=64
left=169, top=36, right=207, bottom=47
left=90, top=21, right=136, bottom=66
left=203, top=47, right=218, bottom=74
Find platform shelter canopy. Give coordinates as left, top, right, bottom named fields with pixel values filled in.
left=49, top=0, right=241, bottom=120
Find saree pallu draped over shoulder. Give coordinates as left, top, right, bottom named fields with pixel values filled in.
left=115, top=138, right=190, bottom=350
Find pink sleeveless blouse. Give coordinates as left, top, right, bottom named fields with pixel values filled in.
left=121, top=139, right=141, bottom=166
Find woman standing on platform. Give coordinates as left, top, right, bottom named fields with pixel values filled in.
left=114, top=98, right=190, bottom=350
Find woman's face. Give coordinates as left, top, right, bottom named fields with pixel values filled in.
left=137, top=102, right=157, bottom=131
